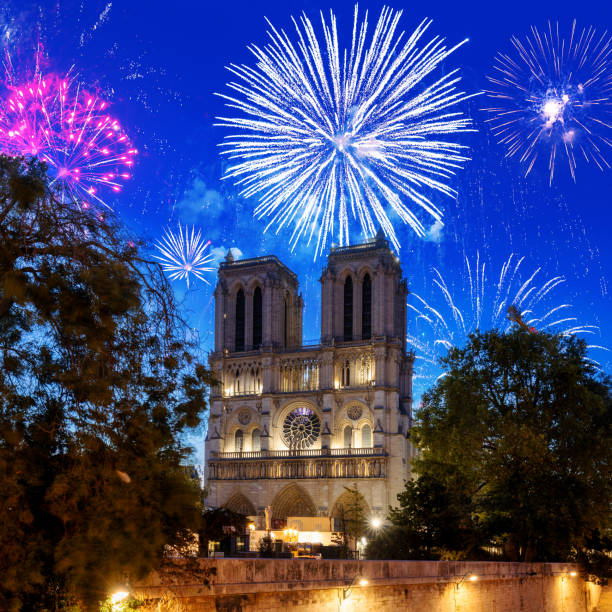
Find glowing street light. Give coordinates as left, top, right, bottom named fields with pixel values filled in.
left=371, top=517, right=381, bottom=529
left=455, top=572, right=478, bottom=588
left=110, top=591, right=129, bottom=604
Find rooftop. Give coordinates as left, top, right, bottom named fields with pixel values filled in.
left=219, top=253, right=298, bottom=282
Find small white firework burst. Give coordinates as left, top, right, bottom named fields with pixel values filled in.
left=153, top=223, right=214, bottom=288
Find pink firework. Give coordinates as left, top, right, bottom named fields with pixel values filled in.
left=0, top=73, right=136, bottom=208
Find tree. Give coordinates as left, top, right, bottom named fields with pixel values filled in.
left=198, top=507, right=248, bottom=557
left=331, top=485, right=367, bottom=558
left=0, top=156, right=214, bottom=610
left=366, top=470, right=482, bottom=560
left=406, top=328, right=612, bottom=562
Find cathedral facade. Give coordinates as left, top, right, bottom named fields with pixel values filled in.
left=204, top=233, right=414, bottom=527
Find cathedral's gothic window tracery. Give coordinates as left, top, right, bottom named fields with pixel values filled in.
left=337, top=352, right=374, bottom=388
left=235, top=288, right=245, bottom=351
left=343, top=276, right=353, bottom=341
left=282, top=407, right=321, bottom=449
left=362, top=273, right=372, bottom=340
left=361, top=424, right=372, bottom=447
left=235, top=429, right=244, bottom=452
left=252, top=428, right=261, bottom=452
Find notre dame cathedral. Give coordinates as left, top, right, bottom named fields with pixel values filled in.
left=204, top=231, right=414, bottom=531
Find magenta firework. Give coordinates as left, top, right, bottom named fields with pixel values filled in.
left=484, top=21, right=612, bottom=183
left=0, top=73, right=137, bottom=208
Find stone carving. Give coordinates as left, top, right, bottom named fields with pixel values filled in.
left=347, top=404, right=363, bottom=421
left=238, top=409, right=251, bottom=425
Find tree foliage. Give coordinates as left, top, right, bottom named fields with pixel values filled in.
left=0, top=156, right=214, bottom=610
left=370, top=328, right=612, bottom=564
left=331, top=485, right=367, bottom=558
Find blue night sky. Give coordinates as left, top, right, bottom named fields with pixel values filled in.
left=2, top=0, right=612, bottom=463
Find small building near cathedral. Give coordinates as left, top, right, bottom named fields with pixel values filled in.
left=204, top=232, right=415, bottom=547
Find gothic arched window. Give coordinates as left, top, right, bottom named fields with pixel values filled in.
left=252, top=428, right=261, bottom=452
left=253, top=287, right=263, bottom=348
left=341, top=359, right=351, bottom=387
left=235, top=289, right=245, bottom=352
left=361, top=424, right=372, bottom=448
left=283, top=298, right=288, bottom=347
left=362, top=273, right=372, bottom=340
left=235, top=429, right=244, bottom=453
left=344, top=425, right=352, bottom=448
left=343, top=276, right=353, bottom=341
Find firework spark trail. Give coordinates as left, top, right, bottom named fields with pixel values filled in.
left=153, top=223, right=214, bottom=289
left=484, top=20, right=612, bottom=183
left=0, top=71, right=136, bottom=208
left=216, top=5, right=475, bottom=257
left=407, top=253, right=602, bottom=391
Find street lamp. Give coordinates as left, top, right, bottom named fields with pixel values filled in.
left=455, top=573, right=478, bottom=589
left=110, top=591, right=129, bottom=605
left=371, top=517, right=381, bottom=529
left=341, top=575, right=369, bottom=604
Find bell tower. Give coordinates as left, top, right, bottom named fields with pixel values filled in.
left=214, top=251, right=303, bottom=354
left=319, top=229, right=408, bottom=347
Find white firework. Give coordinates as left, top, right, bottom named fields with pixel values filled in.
left=407, top=253, right=603, bottom=397
left=153, top=223, right=214, bottom=288
left=216, top=5, right=475, bottom=256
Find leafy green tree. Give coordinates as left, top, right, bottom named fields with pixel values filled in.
left=332, top=484, right=367, bottom=558
left=366, top=470, right=481, bottom=560
left=0, top=156, right=214, bottom=611
left=409, top=329, right=612, bottom=562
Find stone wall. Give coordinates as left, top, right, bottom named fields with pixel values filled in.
left=132, top=558, right=602, bottom=612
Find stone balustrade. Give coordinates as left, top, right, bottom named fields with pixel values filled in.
left=207, top=448, right=387, bottom=481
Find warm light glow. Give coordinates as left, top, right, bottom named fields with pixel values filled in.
left=248, top=523, right=255, bottom=531
left=298, top=531, right=323, bottom=544
left=469, top=574, right=478, bottom=582
left=361, top=537, right=367, bottom=545
left=570, top=571, right=577, bottom=577
left=371, top=517, right=382, bottom=529
left=110, top=591, right=129, bottom=604
left=359, top=578, right=369, bottom=587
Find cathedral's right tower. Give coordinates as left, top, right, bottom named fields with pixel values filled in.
left=320, top=228, right=408, bottom=348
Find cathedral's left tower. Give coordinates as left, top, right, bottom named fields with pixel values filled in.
left=213, top=250, right=303, bottom=355
left=206, top=252, right=304, bottom=515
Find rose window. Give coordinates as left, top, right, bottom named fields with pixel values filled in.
left=282, top=407, right=321, bottom=449
left=347, top=404, right=363, bottom=421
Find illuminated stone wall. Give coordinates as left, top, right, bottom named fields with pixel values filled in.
left=132, top=559, right=601, bottom=612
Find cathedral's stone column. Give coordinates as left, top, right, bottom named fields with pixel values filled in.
left=261, top=355, right=274, bottom=394
left=259, top=397, right=272, bottom=451
left=214, top=284, right=227, bottom=352
left=319, top=268, right=335, bottom=343
left=319, top=347, right=334, bottom=389
left=373, top=345, right=387, bottom=387
left=321, top=391, right=333, bottom=450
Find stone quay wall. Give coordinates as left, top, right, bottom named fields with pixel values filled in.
left=132, top=558, right=602, bottom=612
